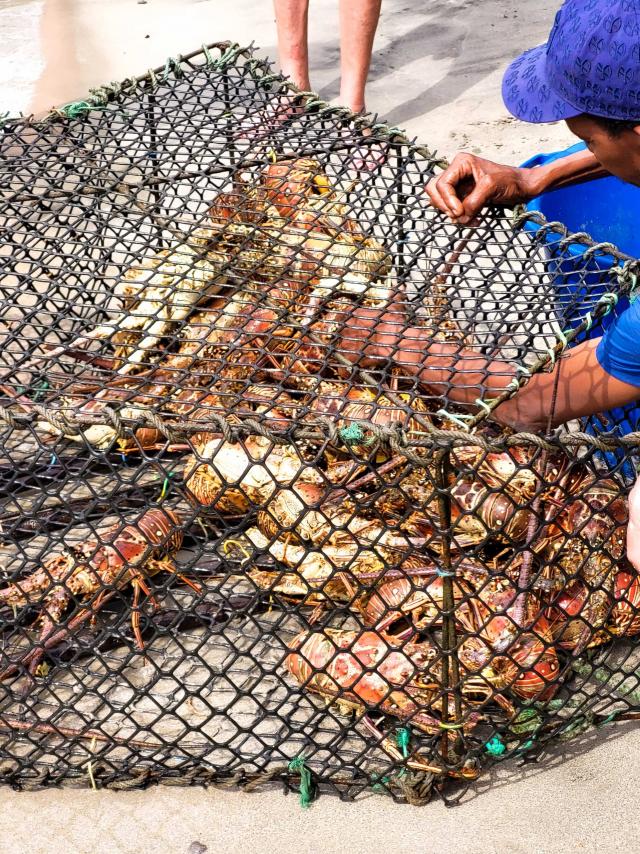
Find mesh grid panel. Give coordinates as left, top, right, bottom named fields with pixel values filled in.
left=1, top=42, right=640, bottom=804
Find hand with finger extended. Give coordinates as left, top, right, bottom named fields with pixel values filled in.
left=425, top=152, right=540, bottom=225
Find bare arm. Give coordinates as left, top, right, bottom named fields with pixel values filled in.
left=339, top=304, right=640, bottom=431
left=426, top=149, right=609, bottom=225
left=389, top=333, right=639, bottom=431
left=628, top=479, right=640, bottom=571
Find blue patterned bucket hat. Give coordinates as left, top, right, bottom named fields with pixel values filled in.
left=502, top=0, right=640, bottom=123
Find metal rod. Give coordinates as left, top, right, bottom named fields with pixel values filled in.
left=434, top=447, right=462, bottom=763
left=222, top=66, right=237, bottom=170
left=394, top=146, right=406, bottom=288
left=144, top=89, right=165, bottom=252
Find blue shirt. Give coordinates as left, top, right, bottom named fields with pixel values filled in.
left=596, top=298, right=640, bottom=388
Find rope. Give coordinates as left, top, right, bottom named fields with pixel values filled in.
left=287, top=756, right=314, bottom=808
left=7, top=400, right=640, bottom=454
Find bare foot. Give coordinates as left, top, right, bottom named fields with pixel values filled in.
left=339, top=123, right=390, bottom=173
left=234, top=95, right=306, bottom=143
left=349, top=136, right=390, bottom=172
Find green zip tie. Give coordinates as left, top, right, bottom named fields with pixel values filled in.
left=583, top=311, right=593, bottom=331
left=158, top=471, right=175, bottom=501
left=545, top=347, right=557, bottom=368
left=32, top=380, right=49, bottom=402
left=555, top=327, right=569, bottom=348
left=395, top=727, right=410, bottom=758
left=485, top=735, right=506, bottom=757
left=288, top=756, right=313, bottom=808
left=339, top=423, right=364, bottom=445
left=438, top=721, right=464, bottom=731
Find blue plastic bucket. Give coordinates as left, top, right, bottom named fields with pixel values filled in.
left=521, top=141, right=640, bottom=474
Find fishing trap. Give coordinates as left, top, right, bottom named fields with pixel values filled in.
left=1, top=41, right=640, bottom=805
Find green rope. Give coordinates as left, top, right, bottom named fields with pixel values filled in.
left=596, top=711, right=620, bottom=728
left=370, top=773, right=391, bottom=793
left=209, top=43, right=244, bottom=70
left=513, top=737, right=536, bottom=755
left=513, top=363, right=532, bottom=377
left=339, top=423, right=364, bottom=445
left=288, top=756, right=314, bottom=808
left=57, top=100, right=108, bottom=119
left=474, top=397, right=493, bottom=415
left=436, top=408, right=474, bottom=429
left=162, top=56, right=183, bottom=81
left=595, top=291, right=619, bottom=316
left=201, top=44, right=215, bottom=67
left=485, top=735, right=506, bottom=757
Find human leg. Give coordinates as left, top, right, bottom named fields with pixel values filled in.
left=274, top=0, right=312, bottom=91
left=337, top=0, right=386, bottom=171
left=338, top=0, right=381, bottom=113
left=236, top=0, right=310, bottom=141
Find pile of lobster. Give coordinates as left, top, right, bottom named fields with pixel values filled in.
left=0, top=156, right=634, bottom=778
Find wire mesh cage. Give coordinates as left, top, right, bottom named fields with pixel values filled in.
left=1, top=41, right=640, bottom=804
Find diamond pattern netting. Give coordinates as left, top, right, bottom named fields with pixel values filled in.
left=1, top=42, right=640, bottom=805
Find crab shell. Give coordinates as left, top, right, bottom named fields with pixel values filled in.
left=608, top=569, right=640, bottom=637
left=285, top=628, right=480, bottom=736
left=361, top=574, right=476, bottom=636
left=451, top=445, right=569, bottom=501
left=536, top=478, right=627, bottom=589
left=256, top=484, right=336, bottom=545
left=0, top=508, right=183, bottom=609
left=547, top=581, right=612, bottom=651
left=450, top=480, right=534, bottom=546
left=472, top=614, right=560, bottom=701
left=259, top=157, right=332, bottom=217
left=184, top=436, right=323, bottom=513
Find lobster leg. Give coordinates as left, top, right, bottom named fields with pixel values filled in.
left=130, top=579, right=146, bottom=651
left=0, top=587, right=71, bottom=680
left=129, top=568, right=163, bottom=650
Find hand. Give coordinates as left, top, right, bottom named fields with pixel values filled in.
left=627, top=477, right=640, bottom=571
left=335, top=293, right=409, bottom=367
left=426, top=152, right=540, bottom=225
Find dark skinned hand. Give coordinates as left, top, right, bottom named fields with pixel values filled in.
left=426, top=152, right=539, bottom=224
